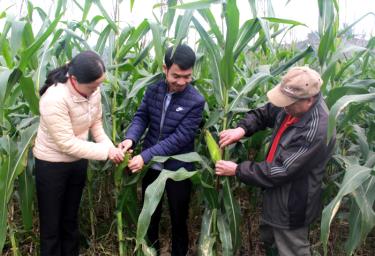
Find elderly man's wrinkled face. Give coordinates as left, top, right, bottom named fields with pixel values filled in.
left=284, top=97, right=315, bottom=117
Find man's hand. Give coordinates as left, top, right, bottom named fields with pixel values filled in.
left=219, top=127, right=246, bottom=148
left=128, top=155, right=144, bottom=173
left=118, top=139, right=133, bottom=153
left=108, top=147, right=124, bottom=164
left=215, top=160, right=238, bottom=176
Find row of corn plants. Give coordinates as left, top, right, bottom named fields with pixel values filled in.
left=1, top=0, right=375, bottom=255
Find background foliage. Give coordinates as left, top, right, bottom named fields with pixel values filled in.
left=0, top=0, right=374, bottom=255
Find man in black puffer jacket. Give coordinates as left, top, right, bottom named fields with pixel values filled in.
left=119, top=44, right=205, bottom=256
left=215, top=67, right=336, bottom=256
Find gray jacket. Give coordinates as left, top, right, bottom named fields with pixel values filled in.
left=236, top=94, right=336, bottom=229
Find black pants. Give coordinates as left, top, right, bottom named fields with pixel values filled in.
left=35, top=158, right=87, bottom=256
left=142, top=169, right=192, bottom=256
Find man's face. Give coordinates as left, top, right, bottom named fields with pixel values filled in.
left=163, top=64, right=192, bottom=93
left=284, top=98, right=314, bottom=117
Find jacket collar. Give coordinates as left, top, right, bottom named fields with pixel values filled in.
left=274, top=93, right=323, bottom=129
left=67, top=80, right=99, bottom=103
left=160, top=80, right=191, bottom=97
left=290, top=93, right=323, bottom=128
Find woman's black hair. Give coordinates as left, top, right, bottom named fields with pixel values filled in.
left=40, top=50, right=105, bottom=96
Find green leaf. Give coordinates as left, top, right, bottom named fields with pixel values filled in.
left=217, top=210, right=233, bottom=255
left=174, top=10, right=193, bottom=47
left=204, top=109, right=224, bottom=129
left=271, top=46, right=314, bottom=77
left=127, top=73, right=162, bottom=99
left=17, top=156, right=35, bottom=231
left=162, top=0, right=177, bottom=30
left=93, top=0, right=118, bottom=34
left=117, top=20, right=150, bottom=61
left=345, top=178, right=375, bottom=255
left=352, top=125, right=369, bottom=162
left=95, top=24, right=112, bottom=54
left=19, top=12, right=63, bottom=72
left=338, top=12, right=375, bottom=37
left=19, top=75, right=39, bottom=115
left=63, top=28, right=91, bottom=50
left=228, top=71, right=270, bottom=112
left=54, top=0, right=67, bottom=18
left=220, top=0, right=239, bottom=90
left=261, top=17, right=306, bottom=26
left=81, top=0, right=93, bottom=22
left=197, top=9, right=224, bottom=47
left=326, top=86, right=369, bottom=108
left=198, top=208, right=217, bottom=256
left=327, top=93, right=375, bottom=143
left=136, top=169, right=197, bottom=249
left=234, top=18, right=261, bottom=60
left=192, top=17, right=223, bottom=106
left=171, top=0, right=219, bottom=10
left=0, top=123, right=38, bottom=252
left=321, top=164, right=372, bottom=255
left=148, top=22, right=164, bottom=71
left=0, top=70, right=11, bottom=105
left=152, top=152, right=203, bottom=164
left=10, top=20, right=27, bottom=56
left=222, top=177, right=241, bottom=251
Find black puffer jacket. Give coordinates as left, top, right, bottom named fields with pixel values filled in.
left=236, top=94, right=336, bottom=229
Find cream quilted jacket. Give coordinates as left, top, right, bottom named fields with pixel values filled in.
left=33, top=81, right=114, bottom=162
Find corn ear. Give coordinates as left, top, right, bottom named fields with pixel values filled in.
left=204, top=130, right=222, bottom=163
left=114, top=152, right=131, bottom=187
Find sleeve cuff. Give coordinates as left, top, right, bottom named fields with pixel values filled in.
left=140, top=150, right=153, bottom=164
left=124, top=135, right=137, bottom=149
left=236, top=125, right=249, bottom=137
left=235, top=164, right=242, bottom=178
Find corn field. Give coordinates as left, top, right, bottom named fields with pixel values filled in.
left=1, top=0, right=375, bottom=255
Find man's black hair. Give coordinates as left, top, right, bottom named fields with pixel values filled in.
left=164, top=44, right=196, bottom=70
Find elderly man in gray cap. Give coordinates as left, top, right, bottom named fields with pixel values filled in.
left=215, top=66, right=336, bottom=256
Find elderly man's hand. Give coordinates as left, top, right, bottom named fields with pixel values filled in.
left=219, top=127, right=246, bottom=148
left=215, top=160, right=238, bottom=176
left=128, top=155, right=144, bottom=173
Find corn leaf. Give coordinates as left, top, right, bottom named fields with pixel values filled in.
left=136, top=168, right=197, bottom=250
left=17, top=156, right=35, bottom=231
left=217, top=210, right=233, bottom=256
left=321, top=164, right=372, bottom=255
left=222, top=177, right=241, bottom=251
left=327, top=93, right=375, bottom=142
left=0, top=123, right=38, bottom=252
left=198, top=208, right=217, bottom=256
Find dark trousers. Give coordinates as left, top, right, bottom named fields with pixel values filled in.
left=260, top=223, right=311, bottom=256
left=142, top=169, right=192, bottom=256
left=35, top=158, right=88, bottom=256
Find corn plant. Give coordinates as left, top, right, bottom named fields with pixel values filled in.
left=1, top=0, right=375, bottom=255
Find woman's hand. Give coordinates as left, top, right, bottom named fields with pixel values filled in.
left=108, top=147, right=124, bottom=164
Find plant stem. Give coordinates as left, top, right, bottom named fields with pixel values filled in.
left=8, top=206, right=20, bottom=256
left=87, top=169, right=96, bottom=240
left=116, top=211, right=125, bottom=256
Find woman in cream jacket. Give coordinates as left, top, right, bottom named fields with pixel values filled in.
left=33, top=50, right=123, bottom=256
